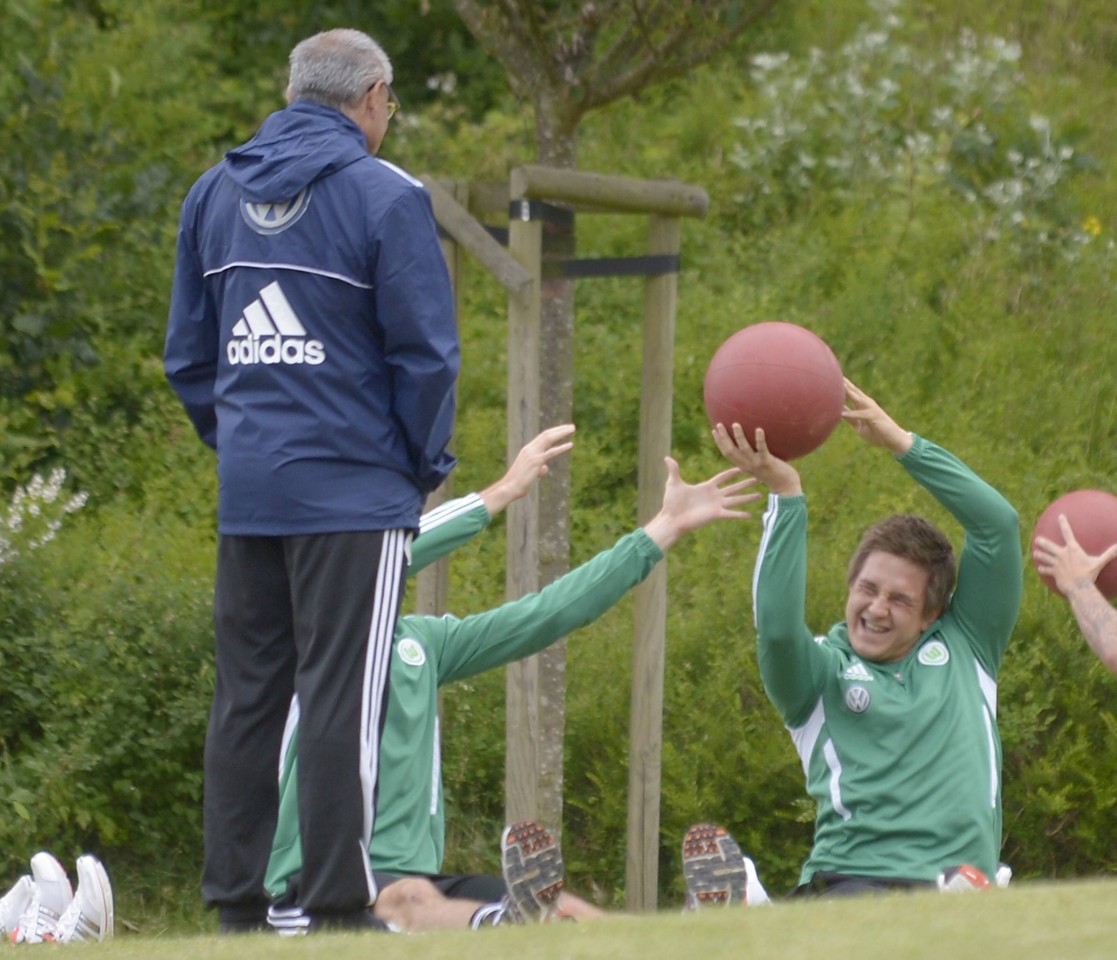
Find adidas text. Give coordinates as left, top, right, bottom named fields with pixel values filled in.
left=228, top=281, right=326, bottom=366
left=227, top=334, right=325, bottom=366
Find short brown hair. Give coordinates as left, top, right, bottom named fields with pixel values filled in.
left=847, top=514, right=956, bottom=617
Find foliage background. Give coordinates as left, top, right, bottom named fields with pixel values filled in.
left=1, top=0, right=1116, bottom=932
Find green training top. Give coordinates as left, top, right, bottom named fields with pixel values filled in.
left=753, top=435, right=1022, bottom=884
left=266, top=493, right=663, bottom=895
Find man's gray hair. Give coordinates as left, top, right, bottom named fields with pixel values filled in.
left=288, top=29, right=393, bottom=110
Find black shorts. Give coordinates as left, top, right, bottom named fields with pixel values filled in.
left=791, top=871, right=935, bottom=898
left=376, top=872, right=507, bottom=903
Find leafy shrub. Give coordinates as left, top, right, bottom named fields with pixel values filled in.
left=0, top=469, right=89, bottom=756
left=728, top=0, right=1099, bottom=261
left=0, top=494, right=214, bottom=877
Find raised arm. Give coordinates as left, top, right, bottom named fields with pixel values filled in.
left=642, top=456, right=760, bottom=551
left=712, top=423, right=825, bottom=725
left=1033, top=514, right=1117, bottom=675
left=434, top=459, right=760, bottom=682
left=478, top=424, right=575, bottom=518
left=857, top=385, right=1022, bottom=672
left=844, top=378, right=1021, bottom=671
left=712, top=423, right=802, bottom=497
left=410, top=424, right=575, bottom=573
left=840, top=378, right=914, bottom=456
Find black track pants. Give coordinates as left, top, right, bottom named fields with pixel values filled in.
left=202, top=529, right=409, bottom=915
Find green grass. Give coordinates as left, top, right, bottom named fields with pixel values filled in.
left=95, top=879, right=1115, bottom=959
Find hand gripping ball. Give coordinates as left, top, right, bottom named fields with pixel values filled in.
left=1032, top=489, right=1117, bottom=599
left=703, top=321, right=845, bottom=461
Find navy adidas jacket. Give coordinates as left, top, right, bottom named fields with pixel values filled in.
left=165, top=100, right=459, bottom=536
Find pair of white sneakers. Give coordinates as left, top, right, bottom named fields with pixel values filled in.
left=0, top=852, right=114, bottom=944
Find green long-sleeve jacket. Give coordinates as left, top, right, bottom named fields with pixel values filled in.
left=266, top=493, right=663, bottom=895
left=753, top=435, right=1022, bottom=884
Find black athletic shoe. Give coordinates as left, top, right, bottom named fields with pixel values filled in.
left=308, top=910, right=389, bottom=933
left=268, top=903, right=389, bottom=936
left=217, top=903, right=269, bottom=935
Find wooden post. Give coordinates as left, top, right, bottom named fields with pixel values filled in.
left=504, top=189, right=544, bottom=825
left=626, top=214, right=682, bottom=911
left=415, top=179, right=467, bottom=617
left=511, top=165, right=708, bottom=218
left=420, top=176, right=531, bottom=299
left=419, top=165, right=707, bottom=901
left=534, top=234, right=575, bottom=841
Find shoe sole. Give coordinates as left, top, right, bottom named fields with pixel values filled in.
left=501, top=820, right=565, bottom=922
left=0, top=876, right=34, bottom=936
left=15, top=853, right=73, bottom=943
left=96, top=858, right=114, bottom=940
left=79, top=856, right=114, bottom=941
left=50, top=855, right=114, bottom=943
left=29, top=852, right=72, bottom=918
left=682, top=823, right=748, bottom=908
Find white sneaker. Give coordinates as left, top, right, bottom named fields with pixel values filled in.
left=936, top=864, right=993, bottom=893
left=55, top=855, right=114, bottom=942
left=11, top=852, right=73, bottom=943
left=0, top=875, right=34, bottom=936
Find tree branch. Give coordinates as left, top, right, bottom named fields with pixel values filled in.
left=451, top=0, right=788, bottom=158
left=580, top=0, right=785, bottom=111
left=451, top=0, right=559, bottom=92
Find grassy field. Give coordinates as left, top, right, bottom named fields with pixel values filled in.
left=94, top=878, right=1117, bottom=960
left=4, top=0, right=1117, bottom=933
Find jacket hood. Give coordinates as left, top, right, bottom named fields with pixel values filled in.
left=224, top=100, right=369, bottom=202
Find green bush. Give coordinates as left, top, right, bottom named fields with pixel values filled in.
left=0, top=470, right=90, bottom=758
left=0, top=493, right=214, bottom=878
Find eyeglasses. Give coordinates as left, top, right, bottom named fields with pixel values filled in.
left=368, top=80, right=400, bottom=120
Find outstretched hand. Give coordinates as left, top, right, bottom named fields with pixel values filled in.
left=840, top=379, right=913, bottom=456
left=1033, top=514, right=1117, bottom=598
left=479, top=423, right=576, bottom=517
left=643, top=456, right=762, bottom=551
left=711, top=423, right=802, bottom=497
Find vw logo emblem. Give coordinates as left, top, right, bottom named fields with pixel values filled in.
left=240, top=186, right=313, bottom=235
left=845, top=685, right=871, bottom=714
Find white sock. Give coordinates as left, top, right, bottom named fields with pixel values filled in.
left=744, top=857, right=771, bottom=906
left=469, top=900, right=505, bottom=929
